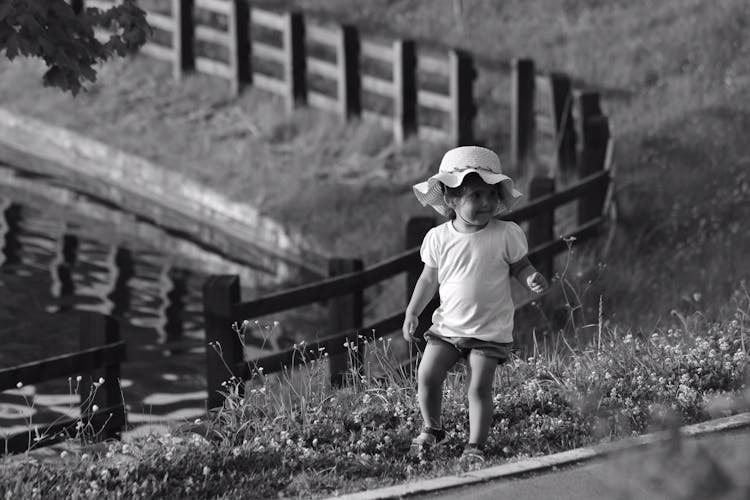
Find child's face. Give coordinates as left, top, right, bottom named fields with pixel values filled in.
left=445, top=176, right=501, bottom=231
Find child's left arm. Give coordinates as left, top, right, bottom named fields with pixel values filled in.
left=509, top=256, right=548, bottom=294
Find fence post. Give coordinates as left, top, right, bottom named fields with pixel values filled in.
left=79, top=312, right=123, bottom=441
left=577, top=91, right=610, bottom=225
left=327, top=258, right=364, bottom=387
left=393, top=39, right=417, bottom=145
left=511, top=58, right=535, bottom=175
left=336, top=25, right=361, bottom=118
left=405, top=217, right=437, bottom=363
left=449, top=49, right=475, bottom=146
left=527, top=177, right=555, bottom=279
left=203, top=275, right=241, bottom=410
left=577, top=115, right=610, bottom=225
left=172, top=0, right=194, bottom=81
left=229, top=0, right=251, bottom=96
left=574, top=91, right=603, bottom=159
left=550, top=72, right=577, bottom=173
left=283, top=11, right=306, bottom=112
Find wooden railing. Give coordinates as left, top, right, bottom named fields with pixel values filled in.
left=203, top=128, right=615, bottom=408
left=74, top=0, right=592, bottom=157
left=0, top=313, right=127, bottom=454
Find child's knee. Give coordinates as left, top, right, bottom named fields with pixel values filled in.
left=467, top=380, right=493, bottom=400
left=418, top=362, right=446, bottom=388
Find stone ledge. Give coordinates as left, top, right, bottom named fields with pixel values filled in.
left=0, top=107, right=328, bottom=282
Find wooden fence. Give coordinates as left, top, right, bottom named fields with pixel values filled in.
left=0, top=313, right=127, bottom=454
left=202, top=120, right=614, bottom=408
left=75, top=0, right=582, bottom=155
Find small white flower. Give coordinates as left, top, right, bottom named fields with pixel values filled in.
left=60, top=450, right=68, bottom=459
left=76, top=375, right=82, bottom=382
left=202, top=466, right=210, bottom=476
left=92, top=405, right=99, bottom=412
left=15, top=382, right=22, bottom=389
left=98, top=377, right=105, bottom=384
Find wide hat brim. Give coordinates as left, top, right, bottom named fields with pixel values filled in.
left=413, top=169, right=523, bottom=217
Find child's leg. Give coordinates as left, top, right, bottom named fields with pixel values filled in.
left=417, top=341, right=461, bottom=429
left=466, top=352, right=498, bottom=446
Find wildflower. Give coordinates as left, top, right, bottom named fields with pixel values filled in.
left=15, top=382, right=22, bottom=389
left=202, top=466, right=210, bottom=476
left=60, top=450, right=68, bottom=459
left=92, top=405, right=99, bottom=412
left=76, top=375, right=82, bottom=382
left=98, top=377, right=105, bottom=384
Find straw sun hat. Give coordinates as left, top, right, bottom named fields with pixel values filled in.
left=413, top=146, right=523, bottom=217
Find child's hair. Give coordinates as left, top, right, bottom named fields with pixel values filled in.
left=440, top=173, right=505, bottom=220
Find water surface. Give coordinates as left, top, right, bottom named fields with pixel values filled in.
left=0, top=163, right=301, bottom=437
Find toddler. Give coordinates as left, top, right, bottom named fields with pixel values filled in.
left=403, top=145, right=548, bottom=461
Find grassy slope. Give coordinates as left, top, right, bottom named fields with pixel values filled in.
left=0, top=0, right=748, bottom=328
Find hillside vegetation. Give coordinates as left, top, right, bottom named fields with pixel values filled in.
left=0, top=0, right=748, bottom=327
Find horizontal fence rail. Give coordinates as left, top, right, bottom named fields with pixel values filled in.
left=230, top=166, right=610, bottom=320
left=230, top=208, right=607, bottom=380
left=0, top=313, right=127, bottom=454
left=0, top=343, right=126, bottom=389
left=204, top=135, right=614, bottom=407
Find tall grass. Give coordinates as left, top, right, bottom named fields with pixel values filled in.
left=2, top=285, right=747, bottom=498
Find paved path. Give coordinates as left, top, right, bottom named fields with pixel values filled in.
left=337, top=412, right=750, bottom=500
left=416, top=429, right=750, bottom=500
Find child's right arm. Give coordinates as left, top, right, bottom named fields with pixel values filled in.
left=402, top=265, right=438, bottom=342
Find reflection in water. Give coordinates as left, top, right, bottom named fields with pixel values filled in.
left=0, top=200, right=21, bottom=267
left=0, top=166, right=287, bottom=435
left=50, top=233, right=78, bottom=308
left=160, top=268, right=187, bottom=343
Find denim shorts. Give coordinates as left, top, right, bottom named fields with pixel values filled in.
left=424, top=330, right=513, bottom=364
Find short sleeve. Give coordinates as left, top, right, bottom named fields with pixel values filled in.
left=504, top=222, right=529, bottom=264
left=420, top=228, right=439, bottom=268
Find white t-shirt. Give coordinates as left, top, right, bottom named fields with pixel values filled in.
left=420, top=219, right=528, bottom=343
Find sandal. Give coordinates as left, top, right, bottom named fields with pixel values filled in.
left=460, top=444, right=486, bottom=462
left=410, top=426, right=447, bottom=450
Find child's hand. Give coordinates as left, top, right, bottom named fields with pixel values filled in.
left=526, top=272, right=548, bottom=294
left=402, top=313, right=419, bottom=342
